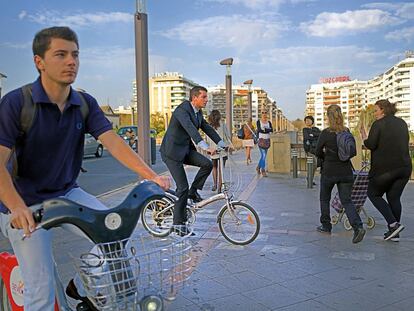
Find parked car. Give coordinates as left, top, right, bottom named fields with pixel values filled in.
left=84, top=133, right=103, bottom=158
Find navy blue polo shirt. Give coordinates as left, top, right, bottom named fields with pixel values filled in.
left=0, top=77, right=112, bottom=213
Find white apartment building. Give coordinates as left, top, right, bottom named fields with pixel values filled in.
left=305, top=51, right=414, bottom=130
left=367, top=52, right=414, bottom=129
left=207, top=85, right=291, bottom=131
left=131, top=72, right=198, bottom=117
left=305, top=78, right=368, bottom=129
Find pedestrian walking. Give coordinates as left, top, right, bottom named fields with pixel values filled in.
left=256, top=111, right=273, bottom=177
left=242, top=118, right=256, bottom=165
left=206, top=110, right=233, bottom=192
left=315, top=104, right=365, bottom=244
left=360, top=99, right=411, bottom=241
left=302, top=115, right=320, bottom=185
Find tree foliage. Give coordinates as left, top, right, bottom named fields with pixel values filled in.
left=150, top=112, right=165, bottom=137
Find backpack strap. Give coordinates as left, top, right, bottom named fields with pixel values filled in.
left=20, top=83, right=36, bottom=135
left=77, top=90, right=89, bottom=125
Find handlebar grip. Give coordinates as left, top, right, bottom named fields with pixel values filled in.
left=33, top=208, right=44, bottom=223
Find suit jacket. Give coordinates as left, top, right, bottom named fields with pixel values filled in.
left=160, top=100, right=221, bottom=162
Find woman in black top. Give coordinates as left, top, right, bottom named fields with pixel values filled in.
left=315, top=105, right=365, bottom=244
left=360, top=99, right=411, bottom=241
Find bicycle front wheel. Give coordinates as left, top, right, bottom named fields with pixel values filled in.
left=141, top=197, right=174, bottom=237
left=218, top=202, right=260, bottom=245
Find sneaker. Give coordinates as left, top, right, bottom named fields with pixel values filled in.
left=316, top=225, right=331, bottom=233
left=352, top=227, right=366, bottom=244
left=390, top=234, right=400, bottom=242
left=384, top=223, right=404, bottom=241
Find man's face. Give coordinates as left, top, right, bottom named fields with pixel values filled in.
left=34, top=38, right=79, bottom=86
left=192, top=90, right=208, bottom=109
left=305, top=118, right=313, bottom=127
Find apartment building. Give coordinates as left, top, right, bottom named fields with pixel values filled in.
left=132, top=72, right=198, bottom=117
left=305, top=78, right=368, bottom=129
left=207, top=85, right=291, bottom=131
left=305, top=51, right=414, bottom=130
left=367, top=51, right=414, bottom=129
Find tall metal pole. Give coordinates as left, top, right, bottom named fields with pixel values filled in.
left=134, top=0, right=150, bottom=165
left=225, top=70, right=232, bottom=136
left=220, top=58, right=233, bottom=138
left=243, top=79, right=253, bottom=120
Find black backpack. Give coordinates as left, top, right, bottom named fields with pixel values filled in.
left=9, top=84, right=89, bottom=177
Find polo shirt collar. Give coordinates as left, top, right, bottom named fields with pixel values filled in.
left=31, top=77, right=82, bottom=107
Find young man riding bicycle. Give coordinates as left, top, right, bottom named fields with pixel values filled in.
left=0, top=26, right=170, bottom=311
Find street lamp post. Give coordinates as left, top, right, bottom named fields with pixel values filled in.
left=134, top=0, right=151, bottom=165
left=220, top=58, right=233, bottom=138
left=0, top=72, right=7, bottom=99
left=243, top=79, right=253, bottom=120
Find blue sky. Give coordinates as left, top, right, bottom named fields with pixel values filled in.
left=1, top=0, right=413, bottom=119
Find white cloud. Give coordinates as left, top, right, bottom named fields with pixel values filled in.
left=259, top=45, right=391, bottom=74
left=301, top=9, right=401, bottom=37
left=203, top=0, right=315, bottom=10
left=385, top=26, right=414, bottom=42
left=20, top=10, right=132, bottom=27
left=161, top=14, right=289, bottom=49
left=18, top=10, right=27, bottom=20
left=396, top=3, right=414, bottom=19
left=363, top=2, right=414, bottom=19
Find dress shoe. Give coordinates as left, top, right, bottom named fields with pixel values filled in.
left=188, top=191, right=203, bottom=203
left=171, top=225, right=195, bottom=237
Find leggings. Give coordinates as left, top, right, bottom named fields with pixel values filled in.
left=367, top=167, right=411, bottom=225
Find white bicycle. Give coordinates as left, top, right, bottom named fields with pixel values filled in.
left=141, top=148, right=260, bottom=245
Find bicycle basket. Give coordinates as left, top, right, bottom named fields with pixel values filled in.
left=73, top=226, right=193, bottom=310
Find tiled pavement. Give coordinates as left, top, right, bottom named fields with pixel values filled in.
left=1, top=148, right=414, bottom=310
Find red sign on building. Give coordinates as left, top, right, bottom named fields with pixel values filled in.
left=319, top=76, right=351, bottom=84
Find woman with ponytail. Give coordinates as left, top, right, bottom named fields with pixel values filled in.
left=315, top=104, right=366, bottom=244
left=360, top=99, right=411, bottom=241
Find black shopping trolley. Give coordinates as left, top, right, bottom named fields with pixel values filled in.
left=330, top=163, right=375, bottom=231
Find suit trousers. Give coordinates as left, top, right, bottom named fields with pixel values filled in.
left=163, top=149, right=213, bottom=224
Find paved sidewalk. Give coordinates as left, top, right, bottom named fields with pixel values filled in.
left=1, top=148, right=414, bottom=310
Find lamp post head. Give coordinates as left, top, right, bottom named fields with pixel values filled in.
left=219, top=58, right=233, bottom=66
left=0, top=73, right=7, bottom=79
left=243, top=79, right=253, bottom=91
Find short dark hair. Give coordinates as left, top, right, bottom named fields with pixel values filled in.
left=375, top=99, right=397, bottom=116
left=304, top=115, right=314, bottom=124
left=190, top=86, right=207, bottom=101
left=33, top=26, right=79, bottom=58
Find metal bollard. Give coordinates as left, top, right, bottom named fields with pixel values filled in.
left=306, top=156, right=314, bottom=188
left=292, top=150, right=298, bottom=178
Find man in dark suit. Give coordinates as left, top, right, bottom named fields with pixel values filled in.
left=160, top=86, right=226, bottom=233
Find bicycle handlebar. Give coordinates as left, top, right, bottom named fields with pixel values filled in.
left=31, top=181, right=165, bottom=244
